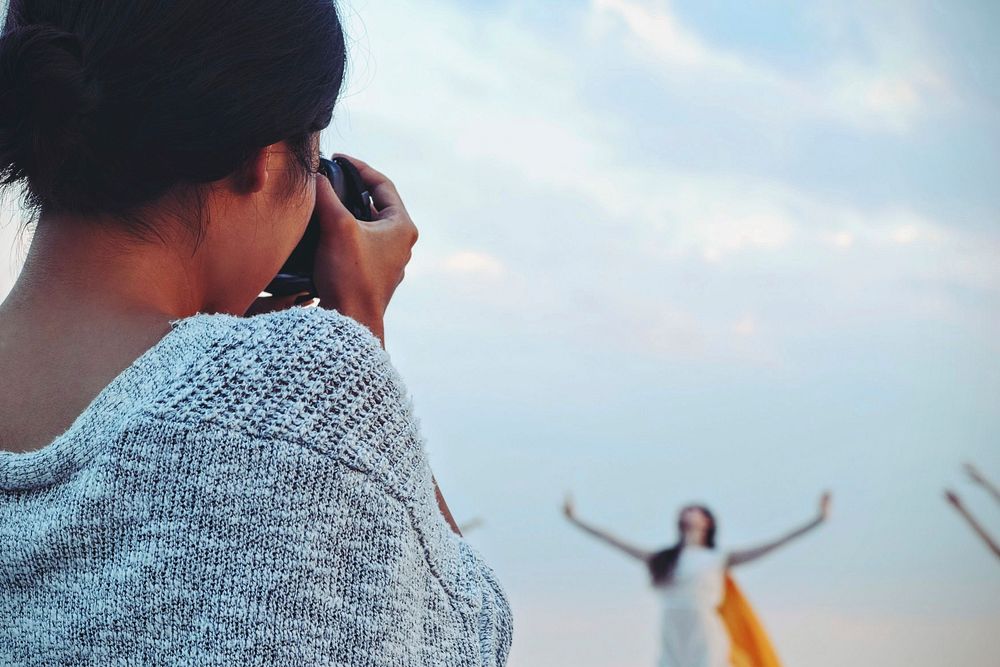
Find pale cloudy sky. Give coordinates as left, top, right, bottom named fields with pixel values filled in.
left=2, top=1, right=999, bottom=666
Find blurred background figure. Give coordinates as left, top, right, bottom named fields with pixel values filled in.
left=965, top=463, right=1000, bottom=504
left=945, top=464, right=1000, bottom=560
left=564, top=492, right=830, bottom=667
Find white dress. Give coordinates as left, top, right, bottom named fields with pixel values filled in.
left=655, top=546, right=730, bottom=667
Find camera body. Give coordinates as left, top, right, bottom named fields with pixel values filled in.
left=265, top=156, right=374, bottom=298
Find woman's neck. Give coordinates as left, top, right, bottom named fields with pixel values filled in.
left=682, top=530, right=710, bottom=548
left=7, top=214, right=205, bottom=321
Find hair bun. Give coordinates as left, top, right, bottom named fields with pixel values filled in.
left=0, top=23, right=102, bottom=122
left=0, top=24, right=103, bottom=205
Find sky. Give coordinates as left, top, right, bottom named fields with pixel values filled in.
left=2, top=1, right=999, bottom=666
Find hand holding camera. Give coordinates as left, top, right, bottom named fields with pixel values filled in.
left=262, top=154, right=417, bottom=345
left=312, top=155, right=418, bottom=345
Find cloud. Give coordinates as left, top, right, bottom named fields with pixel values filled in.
left=829, top=231, right=856, bottom=249
left=591, top=0, right=752, bottom=75
left=589, top=0, right=956, bottom=133
left=333, top=0, right=998, bottom=370
left=440, top=250, right=505, bottom=277
left=733, top=315, right=757, bottom=337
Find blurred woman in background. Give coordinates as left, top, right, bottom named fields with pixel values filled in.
left=564, top=492, right=831, bottom=667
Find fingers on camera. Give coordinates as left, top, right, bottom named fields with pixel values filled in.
left=333, top=152, right=403, bottom=212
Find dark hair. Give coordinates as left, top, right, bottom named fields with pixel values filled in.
left=647, top=504, right=717, bottom=586
left=0, top=0, right=347, bottom=244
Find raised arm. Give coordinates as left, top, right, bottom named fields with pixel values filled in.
left=965, top=463, right=1000, bottom=505
left=946, top=490, right=1000, bottom=560
left=727, top=492, right=831, bottom=568
left=563, top=494, right=652, bottom=562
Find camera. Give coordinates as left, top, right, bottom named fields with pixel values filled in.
left=265, top=156, right=375, bottom=298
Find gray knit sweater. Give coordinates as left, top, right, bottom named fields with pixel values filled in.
left=0, top=307, right=512, bottom=666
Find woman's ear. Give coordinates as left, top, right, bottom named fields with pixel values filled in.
left=239, top=145, right=271, bottom=194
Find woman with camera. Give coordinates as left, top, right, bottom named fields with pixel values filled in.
left=0, top=1, right=511, bottom=664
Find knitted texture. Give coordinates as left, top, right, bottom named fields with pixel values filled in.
left=0, top=307, right=512, bottom=666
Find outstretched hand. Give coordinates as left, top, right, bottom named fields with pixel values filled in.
left=562, top=493, right=576, bottom=520
left=818, top=491, right=832, bottom=521
left=965, top=463, right=987, bottom=486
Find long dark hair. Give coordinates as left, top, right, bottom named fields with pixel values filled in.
left=0, top=0, right=346, bottom=243
left=647, top=504, right=717, bottom=586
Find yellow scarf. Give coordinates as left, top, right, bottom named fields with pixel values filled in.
left=717, top=573, right=782, bottom=667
